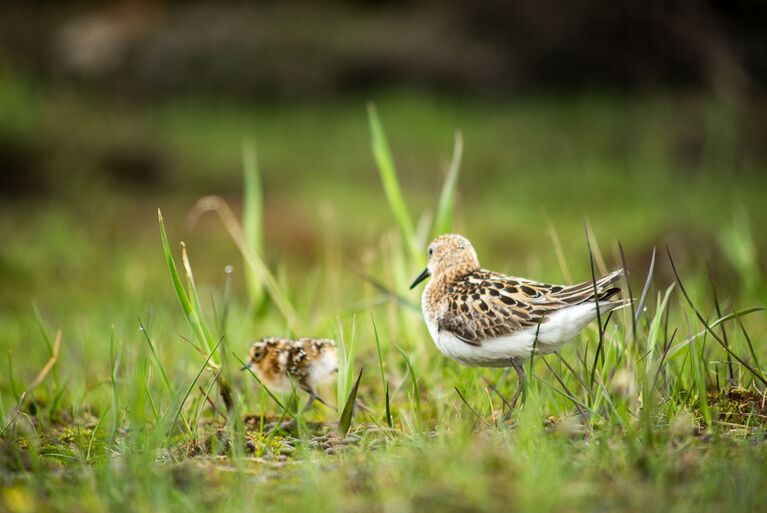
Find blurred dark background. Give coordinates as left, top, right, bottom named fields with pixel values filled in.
left=2, top=0, right=766, bottom=197
left=3, top=0, right=766, bottom=97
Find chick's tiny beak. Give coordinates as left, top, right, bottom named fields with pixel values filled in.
left=240, top=362, right=251, bottom=371
left=409, top=268, right=430, bottom=289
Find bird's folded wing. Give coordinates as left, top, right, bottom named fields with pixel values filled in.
left=439, top=269, right=625, bottom=345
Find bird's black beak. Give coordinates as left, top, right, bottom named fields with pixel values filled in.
left=240, top=363, right=250, bottom=371
left=409, top=268, right=430, bottom=289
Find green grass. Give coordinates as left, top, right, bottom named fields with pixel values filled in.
left=2, top=76, right=767, bottom=512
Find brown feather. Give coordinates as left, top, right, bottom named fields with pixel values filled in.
left=438, top=268, right=626, bottom=345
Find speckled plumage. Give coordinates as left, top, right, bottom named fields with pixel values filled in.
left=244, top=337, right=338, bottom=395
left=412, top=234, right=629, bottom=367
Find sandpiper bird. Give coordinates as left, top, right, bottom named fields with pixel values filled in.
left=242, top=337, right=338, bottom=411
left=410, top=234, right=628, bottom=410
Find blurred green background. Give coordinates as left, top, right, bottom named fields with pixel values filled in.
left=1, top=0, right=766, bottom=347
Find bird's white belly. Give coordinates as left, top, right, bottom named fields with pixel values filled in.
left=426, top=317, right=534, bottom=367
left=424, top=302, right=609, bottom=367
left=255, top=370, right=294, bottom=393
left=308, top=348, right=339, bottom=387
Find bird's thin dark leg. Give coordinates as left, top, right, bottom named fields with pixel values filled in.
left=504, top=358, right=527, bottom=419
left=512, top=358, right=527, bottom=407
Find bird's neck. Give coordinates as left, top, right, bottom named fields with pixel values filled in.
left=425, top=264, right=478, bottom=303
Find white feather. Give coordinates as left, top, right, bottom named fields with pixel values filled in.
left=308, top=348, right=338, bottom=387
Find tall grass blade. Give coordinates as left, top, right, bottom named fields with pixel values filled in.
left=547, top=222, right=573, bottom=284
left=187, top=198, right=300, bottom=331
left=617, top=242, right=636, bottom=343
left=158, top=210, right=211, bottom=354
left=635, top=247, right=656, bottom=325
left=433, top=130, right=463, bottom=235
left=585, top=224, right=604, bottom=386
left=180, top=242, right=217, bottom=355
left=647, top=285, right=675, bottom=357
left=336, top=317, right=357, bottom=417
left=242, top=141, right=265, bottom=307
left=651, top=329, right=677, bottom=392
left=367, top=103, right=418, bottom=260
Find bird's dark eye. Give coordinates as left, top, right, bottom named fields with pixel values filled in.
left=428, top=247, right=434, bottom=257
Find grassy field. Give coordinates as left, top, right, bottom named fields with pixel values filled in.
left=2, top=76, right=767, bottom=512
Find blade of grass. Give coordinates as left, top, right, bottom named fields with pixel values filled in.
left=394, top=344, right=422, bottom=425
left=139, top=318, right=173, bottom=394
left=219, top=265, right=234, bottom=336
left=555, top=353, right=592, bottom=395
left=736, top=318, right=762, bottom=385
left=454, top=387, right=492, bottom=427
left=1, top=330, right=61, bottom=438
left=433, top=130, right=463, bottom=235
left=186, top=197, right=300, bottom=332
left=353, top=267, right=420, bottom=311
left=367, top=103, right=418, bottom=260
left=689, top=325, right=712, bottom=428
left=483, top=377, right=511, bottom=413
left=547, top=221, right=572, bottom=284
left=158, top=210, right=212, bottom=353
left=138, top=319, right=194, bottom=435
left=635, top=247, right=656, bottom=325
left=371, top=314, right=393, bottom=427
left=168, top=336, right=225, bottom=438
left=181, top=242, right=217, bottom=355
left=336, top=316, right=357, bottom=419
left=339, top=368, right=364, bottom=435
left=32, top=304, right=60, bottom=388
left=617, top=241, right=637, bottom=343
left=233, top=352, right=294, bottom=420
left=666, top=245, right=767, bottom=387
left=109, top=326, right=121, bottom=442
left=540, top=356, right=589, bottom=425
left=651, top=329, right=677, bottom=392
left=584, top=224, right=605, bottom=388
left=668, top=307, right=766, bottom=357
left=242, top=140, right=265, bottom=308
left=86, top=405, right=110, bottom=463
left=707, top=262, right=734, bottom=386
left=181, top=243, right=234, bottom=411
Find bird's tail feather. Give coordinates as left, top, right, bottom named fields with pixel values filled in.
left=556, top=268, right=627, bottom=305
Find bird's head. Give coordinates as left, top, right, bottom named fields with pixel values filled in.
left=242, top=340, right=270, bottom=370
left=410, top=234, right=480, bottom=289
